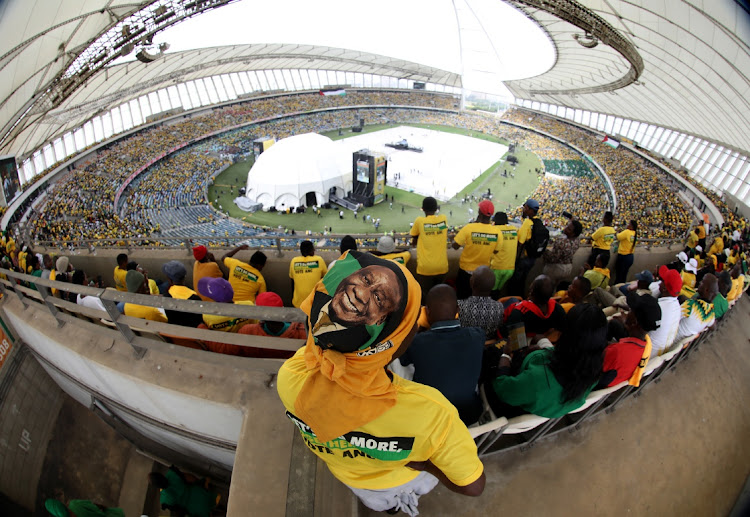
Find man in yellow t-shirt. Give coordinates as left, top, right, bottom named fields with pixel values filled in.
left=685, top=227, right=699, bottom=254
left=113, top=253, right=129, bottom=291
left=222, top=245, right=267, bottom=303
left=614, top=220, right=637, bottom=284
left=587, top=211, right=615, bottom=268
left=489, top=212, right=517, bottom=292
left=277, top=253, right=485, bottom=515
left=507, top=198, right=542, bottom=296
left=452, top=199, right=501, bottom=299
left=289, top=240, right=328, bottom=308
left=410, top=197, right=448, bottom=297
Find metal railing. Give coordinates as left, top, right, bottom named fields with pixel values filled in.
left=0, top=268, right=304, bottom=370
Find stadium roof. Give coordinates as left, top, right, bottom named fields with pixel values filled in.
left=1, top=0, right=749, bottom=161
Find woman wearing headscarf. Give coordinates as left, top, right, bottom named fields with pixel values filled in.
left=277, top=251, right=485, bottom=516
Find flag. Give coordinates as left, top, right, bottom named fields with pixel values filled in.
left=320, top=89, right=346, bottom=96
left=602, top=135, right=620, bottom=148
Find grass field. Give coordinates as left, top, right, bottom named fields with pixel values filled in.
left=207, top=125, right=542, bottom=234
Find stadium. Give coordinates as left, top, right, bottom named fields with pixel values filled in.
left=0, top=1, right=749, bottom=515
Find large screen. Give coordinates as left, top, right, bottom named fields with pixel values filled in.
left=0, top=156, right=20, bottom=206
left=356, top=160, right=369, bottom=183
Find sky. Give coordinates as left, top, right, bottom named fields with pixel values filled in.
left=139, top=0, right=555, bottom=99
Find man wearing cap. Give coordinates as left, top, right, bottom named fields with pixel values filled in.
left=192, top=245, right=224, bottom=302
left=277, top=252, right=485, bottom=516
left=674, top=273, right=718, bottom=342
left=370, top=235, right=411, bottom=265
left=507, top=198, right=542, bottom=296
left=587, top=211, right=615, bottom=268
left=222, top=244, right=267, bottom=303
left=490, top=212, right=518, bottom=293
left=290, top=240, right=328, bottom=308
left=197, top=277, right=255, bottom=334
left=238, top=291, right=307, bottom=358
left=410, top=196, right=449, bottom=297
left=648, top=265, right=683, bottom=358
left=50, top=255, right=73, bottom=298
left=451, top=199, right=502, bottom=299
left=162, top=260, right=203, bottom=328
left=121, top=270, right=168, bottom=323
left=598, top=292, right=661, bottom=388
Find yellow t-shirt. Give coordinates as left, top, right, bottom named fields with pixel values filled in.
left=727, top=277, right=743, bottom=302
left=591, top=226, right=616, bottom=250
left=686, top=230, right=699, bottom=249
left=375, top=250, right=412, bottom=266
left=203, top=300, right=256, bottom=332
left=123, top=303, right=168, bottom=323
left=696, top=226, right=706, bottom=239
left=709, top=237, right=724, bottom=256
left=410, top=214, right=449, bottom=276
left=224, top=257, right=266, bottom=303
left=289, top=255, right=328, bottom=308
left=193, top=261, right=224, bottom=302
left=490, top=224, right=518, bottom=271
left=277, top=349, right=484, bottom=490
left=517, top=217, right=535, bottom=245
left=113, top=266, right=128, bottom=292
left=617, top=229, right=635, bottom=255
left=454, top=222, right=502, bottom=272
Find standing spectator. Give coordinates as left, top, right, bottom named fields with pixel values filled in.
left=192, top=245, right=224, bottom=302
left=452, top=199, right=501, bottom=299
left=587, top=211, right=615, bottom=268
left=113, top=253, right=128, bottom=291
left=614, top=220, right=637, bottom=284
left=223, top=245, right=267, bottom=303
left=695, top=223, right=707, bottom=250
left=685, top=226, right=699, bottom=254
left=648, top=265, right=683, bottom=358
left=400, top=284, right=485, bottom=425
left=490, top=212, right=518, bottom=293
left=507, top=198, right=543, bottom=296
left=542, top=219, right=582, bottom=288
left=290, top=240, right=328, bottom=308
left=457, top=266, right=504, bottom=340
left=410, top=196, right=448, bottom=297
left=276, top=252, right=485, bottom=515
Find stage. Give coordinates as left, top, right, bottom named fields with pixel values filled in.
left=332, top=126, right=508, bottom=201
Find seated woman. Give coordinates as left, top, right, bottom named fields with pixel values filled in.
left=483, top=303, right=608, bottom=418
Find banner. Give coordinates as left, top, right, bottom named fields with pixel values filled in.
left=602, top=135, right=620, bottom=148
left=0, top=317, right=13, bottom=373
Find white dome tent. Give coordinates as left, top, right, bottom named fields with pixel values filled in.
left=245, top=133, right=351, bottom=211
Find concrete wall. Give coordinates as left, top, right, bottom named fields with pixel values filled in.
left=0, top=295, right=284, bottom=476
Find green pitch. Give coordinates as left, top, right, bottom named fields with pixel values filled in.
left=208, top=125, right=541, bottom=233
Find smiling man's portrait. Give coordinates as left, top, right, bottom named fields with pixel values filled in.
left=308, top=252, right=407, bottom=353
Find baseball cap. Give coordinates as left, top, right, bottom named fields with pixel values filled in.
left=676, top=251, right=688, bottom=264
left=256, top=291, right=284, bottom=307
left=685, top=258, right=698, bottom=274
left=635, top=270, right=654, bottom=283
left=125, top=270, right=145, bottom=293
left=55, top=256, right=72, bottom=273
left=377, top=235, right=395, bottom=253
left=192, top=245, right=208, bottom=261
left=626, top=292, right=662, bottom=332
left=525, top=198, right=540, bottom=211
left=197, top=277, right=234, bottom=303
left=478, top=199, right=494, bottom=217
left=658, top=265, right=682, bottom=297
